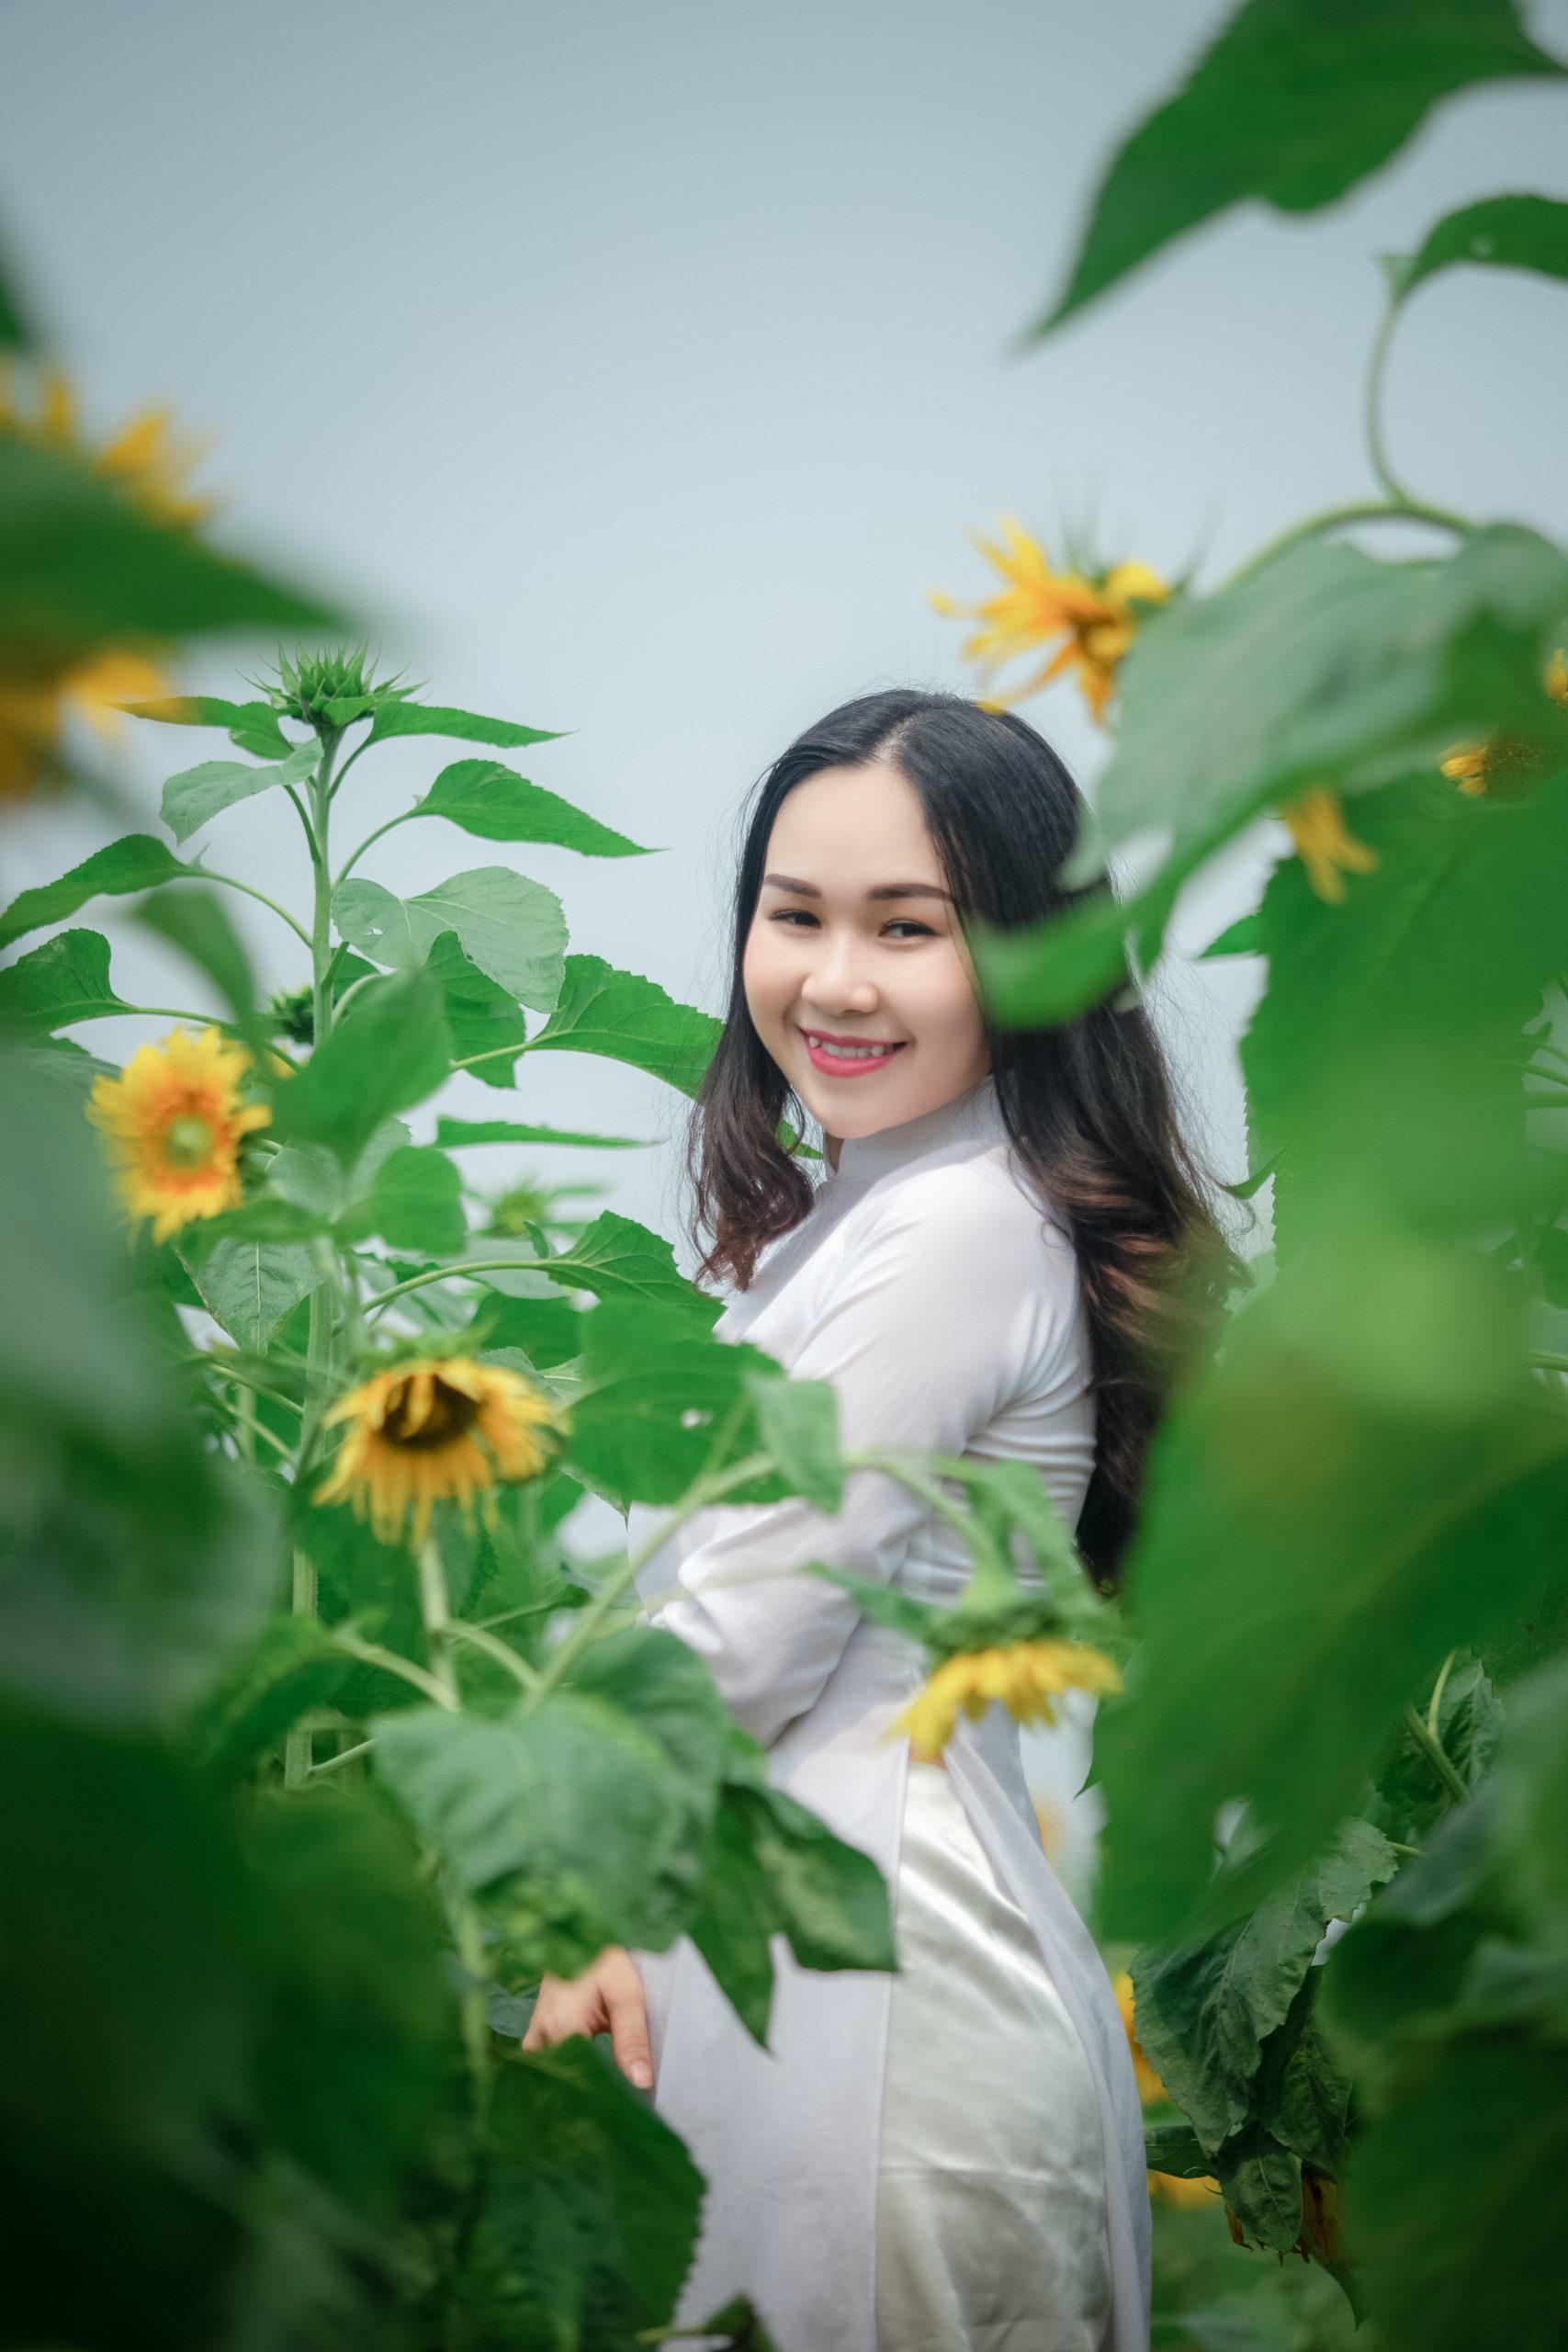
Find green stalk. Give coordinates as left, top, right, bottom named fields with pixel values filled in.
left=1403, top=1700, right=1471, bottom=1809
left=283, top=1542, right=319, bottom=1790
left=415, top=1537, right=493, bottom=2112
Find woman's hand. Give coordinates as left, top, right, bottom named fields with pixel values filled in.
left=522, top=1946, right=654, bottom=2091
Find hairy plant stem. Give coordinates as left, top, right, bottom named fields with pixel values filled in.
left=1402, top=1699, right=1471, bottom=1810
left=283, top=1543, right=320, bottom=1790
left=416, top=1537, right=493, bottom=2113
left=284, top=725, right=354, bottom=1792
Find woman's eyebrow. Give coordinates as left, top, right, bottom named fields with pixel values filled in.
left=761, top=872, right=952, bottom=903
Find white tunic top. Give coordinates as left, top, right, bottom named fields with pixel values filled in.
left=627, top=1074, right=1152, bottom=2352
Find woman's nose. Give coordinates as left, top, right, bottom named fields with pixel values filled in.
left=804, top=928, right=878, bottom=1012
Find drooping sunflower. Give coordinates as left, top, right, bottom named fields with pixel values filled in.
left=932, top=516, right=1170, bottom=724
left=317, top=1355, right=568, bottom=1545
left=1278, top=785, right=1379, bottom=904
left=87, top=1026, right=269, bottom=1242
left=892, top=1635, right=1122, bottom=1763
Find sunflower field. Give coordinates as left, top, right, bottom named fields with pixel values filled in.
left=6, top=0, right=1568, bottom=2347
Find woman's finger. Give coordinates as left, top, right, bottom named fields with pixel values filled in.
left=604, top=1963, right=654, bottom=2090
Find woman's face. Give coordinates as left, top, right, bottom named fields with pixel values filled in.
left=742, top=760, right=991, bottom=1149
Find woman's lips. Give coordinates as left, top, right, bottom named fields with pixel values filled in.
left=799, top=1028, right=908, bottom=1078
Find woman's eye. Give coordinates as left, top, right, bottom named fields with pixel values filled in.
left=768, top=908, right=818, bottom=927
left=884, top=920, right=934, bottom=939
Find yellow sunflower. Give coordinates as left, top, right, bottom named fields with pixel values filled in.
left=1278, top=786, right=1379, bottom=904
left=932, top=516, right=1170, bottom=725
left=0, top=360, right=215, bottom=526
left=87, top=1026, right=269, bottom=1242
left=1438, top=646, right=1568, bottom=800
left=317, top=1355, right=568, bottom=1544
left=0, top=364, right=213, bottom=801
left=893, top=1636, right=1122, bottom=1763
left=1111, top=1968, right=1224, bottom=2209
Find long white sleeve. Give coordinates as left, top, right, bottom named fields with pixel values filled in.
left=647, top=1161, right=1073, bottom=1746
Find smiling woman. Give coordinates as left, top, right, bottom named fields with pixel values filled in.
left=523, top=686, right=1246, bottom=2351
left=742, top=759, right=990, bottom=1133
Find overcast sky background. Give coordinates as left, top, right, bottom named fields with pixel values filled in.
left=6, top=0, right=1567, bottom=1853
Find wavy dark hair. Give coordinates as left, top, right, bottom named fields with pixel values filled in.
left=687, top=688, right=1249, bottom=1589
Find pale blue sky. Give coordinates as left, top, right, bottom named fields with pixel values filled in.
left=5, top=0, right=1568, bottom=1265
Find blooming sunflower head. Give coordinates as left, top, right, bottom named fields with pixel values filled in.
left=86, top=1026, right=269, bottom=1242
left=891, top=1635, right=1122, bottom=1763
left=931, top=515, right=1171, bottom=727
left=316, top=1353, right=569, bottom=1546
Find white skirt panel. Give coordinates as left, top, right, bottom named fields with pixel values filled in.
left=875, top=1760, right=1114, bottom=2352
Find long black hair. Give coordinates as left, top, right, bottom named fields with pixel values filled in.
left=687, top=688, right=1248, bottom=1589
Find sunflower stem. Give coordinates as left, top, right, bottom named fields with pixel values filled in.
left=283, top=1543, right=320, bottom=1790
left=1402, top=1699, right=1470, bottom=1809
left=417, top=1536, right=463, bottom=1709
left=308, top=729, right=341, bottom=1050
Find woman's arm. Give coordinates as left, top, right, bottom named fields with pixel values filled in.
left=648, top=1166, right=1067, bottom=1746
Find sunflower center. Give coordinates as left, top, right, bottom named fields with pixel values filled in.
left=162, top=1112, right=217, bottom=1170
left=383, top=1374, right=481, bottom=1452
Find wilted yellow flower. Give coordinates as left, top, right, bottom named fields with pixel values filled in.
left=893, top=1636, right=1122, bottom=1762
left=1439, top=647, right=1568, bottom=800
left=931, top=516, right=1169, bottom=725
left=1279, top=786, right=1379, bottom=903
left=1111, top=1969, right=1224, bottom=2208
left=317, top=1355, right=567, bottom=1544
left=87, top=1026, right=268, bottom=1242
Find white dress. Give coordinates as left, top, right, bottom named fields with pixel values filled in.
left=626, top=1075, right=1152, bottom=2352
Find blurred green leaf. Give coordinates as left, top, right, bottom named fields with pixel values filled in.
left=269, top=968, right=450, bottom=1169
left=339, top=1142, right=466, bottom=1256
left=1094, top=1208, right=1568, bottom=1940
left=136, top=883, right=259, bottom=1033
left=1391, top=190, right=1568, bottom=305
left=184, top=1236, right=324, bottom=1352
left=978, top=528, right=1568, bottom=1023
left=569, top=1300, right=785, bottom=1507
left=364, top=698, right=566, bottom=750
left=1346, top=2035, right=1568, bottom=2352
left=745, top=1369, right=842, bottom=1510
left=159, top=743, right=318, bottom=846
left=437, top=1114, right=650, bottom=1149
left=124, top=695, right=298, bottom=761
left=0, top=434, right=340, bottom=645
left=450, top=2042, right=701, bottom=2346
left=373, top=1690, right=689, bottom=1976
left=1029, top=0, right=1567, bottom=338
left=333, top=865, right=566, bottom=1014
left=424, top=927, right=527, bottom=1090
left=0, top=833, right=189, bottom=950
left=412, top=757, right=651, bottom=857
left=0, top=924, right=129, bottom=1029
left=1132, top=1818, right=1398, bottom=2152
left=527, top=952, right=721, bottom=1099
left=540, top=1208, right=720, bottom=1318
left=1247, top=773, right=1568, bottom=1250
